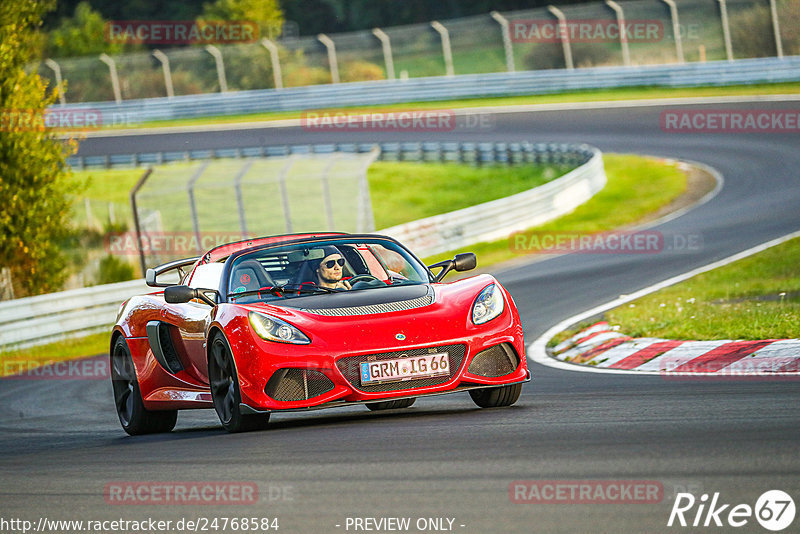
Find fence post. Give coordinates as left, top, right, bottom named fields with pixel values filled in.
left=490, top=11, right=515, bottom=73
left=233, top=160, right=254, bottom=236
left=430, top=21, right=455, bottom=76
left=717, top=0, right=734, bottom=61
left=130, top=167, right=154, bottom=274
left=318, top=34, right=340, bottom=84
left=769, top=0, right=784, bottom=58
left=260, top=38, right=284, bottom=89
left=204, top=45, right=228, bottom=92
left=152, top=49, right=175, bottom=99
left=187, top=162, right=211, bottom=246
left=604, top=0, right=631, bottom=67
left=661, top=0, right=685, bottom=64
left=372, top=28, right=396, bottom=80
left=44, top=59, right=66, bottom=105
left=547, top=6, right=574, bottom=70
left=99, top=53, right=122, bottom=104
left=278, top=157, right=295, bottom=232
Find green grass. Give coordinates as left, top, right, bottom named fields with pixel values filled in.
left=423, top=154, right=688, bottom=266
left=0, top=332, right=108, bottom=378
left=368, top=161, right=570, bottom=229
left=94, top=82, right=800, bottom=130
left=602, top=237, right=800, bottom=340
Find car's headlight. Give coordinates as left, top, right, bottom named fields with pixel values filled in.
left=248, top=312, right=310, bottom=344
left=472, top=283, right=505, bottom=325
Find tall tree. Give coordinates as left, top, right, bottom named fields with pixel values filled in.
left=45, top=1, right=123, bottom=57
left=0, top=0, right=76, bottom=297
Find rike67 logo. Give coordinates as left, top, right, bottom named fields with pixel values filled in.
left=668, top=490, right=795, bottom=531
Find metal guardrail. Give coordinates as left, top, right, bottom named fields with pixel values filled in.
left=0, top=279, right=148, bottom=350
left=70, top=140, right=596, bottom=169
left=55, top=57, right=800, bottom=128
left=381, top=145, right=603, bottom=257
left=6, top=141, right=601, bottom=350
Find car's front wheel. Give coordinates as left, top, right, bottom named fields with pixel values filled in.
left=208, top=334, right=270, bottom=433
left=469, top=383, right=522, bottom=408
left=111, top=337, right=177, bottom=435
left=365, top=398, right=416, bottom=411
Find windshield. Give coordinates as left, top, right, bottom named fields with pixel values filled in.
left=226, top=238, right=432, bottom=303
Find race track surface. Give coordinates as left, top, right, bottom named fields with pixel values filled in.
left=2, top=100, right=799, bottom=533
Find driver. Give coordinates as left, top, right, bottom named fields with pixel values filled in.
left=313, top=246, right=351, bottom=290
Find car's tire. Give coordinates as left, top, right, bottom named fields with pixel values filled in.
left=365, top=398, right=416, bottom=411
left=208, top=334, right=270, bottom=433
left=111, top=337, right=178, bottom=435
left=469, top=383, right=522, bottom=408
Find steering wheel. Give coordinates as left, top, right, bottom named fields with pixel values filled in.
left=347, top=274, right=381, bottom=288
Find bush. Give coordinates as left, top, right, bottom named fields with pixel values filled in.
left=96, top=254, right=135, bottom=285
left=341, top=60, right=385, bottom=82
left=285, top=65, right=331, bottom=86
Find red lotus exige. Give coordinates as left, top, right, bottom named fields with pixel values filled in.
left=110, top=233, right=529, bottom=434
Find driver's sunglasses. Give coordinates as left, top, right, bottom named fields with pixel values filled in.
left=323, top=258, right=346, bottom=269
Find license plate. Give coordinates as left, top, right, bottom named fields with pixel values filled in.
left=360, top=353, right=450, bottom=385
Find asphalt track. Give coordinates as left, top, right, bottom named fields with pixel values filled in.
left=2, top=100, right=799, bottom=533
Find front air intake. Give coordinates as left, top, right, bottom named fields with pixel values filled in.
left=467, top=343, right=520, bottom=377
left=264, top=369, right=335, bottom=402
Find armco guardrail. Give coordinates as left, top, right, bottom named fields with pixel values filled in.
left=53, top=57, right=800, bottom=126
left=0, top=279, right=148, bottom=350
left=381, top=145, right=603, bottom=258
left=69, top=140, right=590, bottom=169
left=3, top=142, right=601, bottom=350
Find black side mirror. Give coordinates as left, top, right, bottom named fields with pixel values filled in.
left=453, top=252, right=477, bottom=272
left=164, top=285, right=217, bottom=306
left=428, top=252, right=477, bottom=282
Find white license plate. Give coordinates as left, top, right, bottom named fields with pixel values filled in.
left=360, top=353, right=450, bottom=385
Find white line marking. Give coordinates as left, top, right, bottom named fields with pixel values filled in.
left=528, top=229, right=800, bottom=375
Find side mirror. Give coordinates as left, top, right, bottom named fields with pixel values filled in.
left=164, top=285, right=217, bottom=306
left=453, top=252, right=477, bottom=272
left=428, top=252, right=477, bottom=282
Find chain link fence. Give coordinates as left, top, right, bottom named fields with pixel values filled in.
left=128, top=150, right=378, bottom=269
left=35, top=0, right=798, bottom=104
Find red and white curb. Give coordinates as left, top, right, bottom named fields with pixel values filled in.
left=551, top=322, right=800, bottom=378
left=528, top=229, right=800, bottom=377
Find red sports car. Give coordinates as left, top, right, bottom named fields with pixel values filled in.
left=110, top=233, right=529, bottom=434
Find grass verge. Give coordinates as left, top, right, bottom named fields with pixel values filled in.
left=91, top=82, right=800, bottom=131
left=423, top=153, right=688, bottom=266
left=0, top=332, right=108, bottom=378
left=601, top=237, right=800, bottom=340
